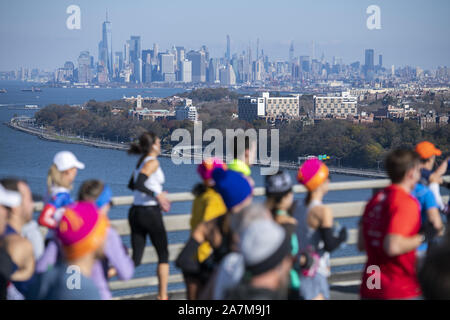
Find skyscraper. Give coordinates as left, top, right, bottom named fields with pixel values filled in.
left=78, top=51, right=93, bottom=83
left=378, top=54, right=383, bottom=67
left=130, top=36, right=141, bottom=61
left=124, top=41, right=131, bottom=66
left=98, top=12, right=113, bottom=77
left=153, top=43, right=159, bottom=61
left=160, top=53, right=175, bottom=75
left=180, top=60, right=192, bottom=83
left=114, top=51, right=123, bottom=79
left=176, top=47, right=185, bottom=64
left=220, top=64, right=236, bottom=86
left=300, top=56, right=310, bottom=73
left=365, top=49, right=375, bottom=79
left=252, top=60, right=264, bottom=82
left=256, top=38, right=260, bottom=61
left=289, top=41, right=294, bottom=62
left=129, top=36, right=141, bottom=82
left=142, top=50, right=152, bottom=83
left=186, top=50, right=206, bottom=83
left=208, top=58, right=219, bottom=84
left=226, top=35, right=231, bottom=61
left=365, top=49, right=374, bottom=70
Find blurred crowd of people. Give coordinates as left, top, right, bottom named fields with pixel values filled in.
left=1, top=132, right=449, bottom=300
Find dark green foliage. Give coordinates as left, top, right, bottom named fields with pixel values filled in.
left=278, top=119, right=449, bottom=169
left=34, top=101, right=449, bottom=169
left=177, top=88, right=241, bottom=102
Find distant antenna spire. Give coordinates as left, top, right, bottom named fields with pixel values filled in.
left=256, top=38, right=260, bottom=60
left=106, top=9, right=108, bottom=21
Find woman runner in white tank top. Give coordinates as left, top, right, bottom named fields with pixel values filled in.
left=127, top=132, right=171, bottom=300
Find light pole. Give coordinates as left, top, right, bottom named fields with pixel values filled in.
left=376, top=160, right=382, bottom=172
left=336, top=157, right=342, bottom=168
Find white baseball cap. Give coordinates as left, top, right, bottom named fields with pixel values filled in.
left=0, top=184, right=22, bottom=208
left=53, top=151, right=85, bottom=172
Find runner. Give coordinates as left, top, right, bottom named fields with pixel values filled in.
left=176, top=167, right=253, bottom=299
left=225, top=219, right=292, bottom=300
left=212, top=203, right=272, bottom=300
left=0, top=179, right=35, bottom=298
left=35, top=151, right=85, bottom=274
left=38, top=151, right=84, bottom=230
left=418, top=237, right=450, bottom=299
left=184, top=158, right=227, bottom=300
left=358, top=149, right=423, bottom=299
left=78, top=180, right=134, bottom=300
left=127, top=131, right=171, bottom=300
left=414, top=141, right=447, bottom=232
left=412, top=142, right=444, bottom=257
left=295, top=159, right=348, bottom=300
left=227, top=135, right=256, bottom=187
left=26, top=202, right=108, bottom=300
left=0, top=184, right=22, bottom=300
left=265, top=171, right=305, bottom=300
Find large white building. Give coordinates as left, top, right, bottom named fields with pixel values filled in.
left=179, top=60, right=192, bottom=83
left=160, top=53, right=175, bottom=83
left=176, top=99, right=198, bottom=122
left=314, top=91, right=358, bottom=118
left=219, top=64, right=236, bottom=86
left=238, top=92, right=300, bottom=122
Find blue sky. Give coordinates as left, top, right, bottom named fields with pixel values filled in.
left=0, top=0, right=449, bottom=70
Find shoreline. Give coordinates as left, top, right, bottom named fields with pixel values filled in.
left=5, top=118, right=387, bottom=178
left=6, top=119, right=131, bottom=152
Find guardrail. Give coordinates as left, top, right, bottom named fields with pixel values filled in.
left=33, top=176, right=450, bottom=299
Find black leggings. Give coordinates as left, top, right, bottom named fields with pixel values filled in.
left=128, top=205, right=169, bottom=265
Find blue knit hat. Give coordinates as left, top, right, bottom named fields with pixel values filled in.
left=95, top=185, right=113, bottom=209
left=212, top=168, right=252, bottom=210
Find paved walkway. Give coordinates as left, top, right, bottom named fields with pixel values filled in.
left=119, top=271, right=361, bottom=300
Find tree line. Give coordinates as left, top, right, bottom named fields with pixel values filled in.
left=34, top=97, right=449, bottom=170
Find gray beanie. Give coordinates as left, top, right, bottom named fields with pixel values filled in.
left=240, top=219, right=291, bottom=276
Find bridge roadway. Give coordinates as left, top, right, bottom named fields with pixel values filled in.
left=119, top=271, right=362, bottom=300
left=166, top=149, right=387, bottom=179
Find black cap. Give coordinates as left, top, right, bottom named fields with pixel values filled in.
left=265, top=171, right=293, bottom=194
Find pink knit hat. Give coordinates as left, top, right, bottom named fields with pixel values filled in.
left=297, top=158, right=329, bottom=191
left=197, top=157, right=227, bottom=181
left=57, top=201, right=109, bottom=260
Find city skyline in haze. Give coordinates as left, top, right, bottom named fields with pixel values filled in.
left=0, top=0, right=449, bottom=71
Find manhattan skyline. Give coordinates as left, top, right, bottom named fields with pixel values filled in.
left=0, top=0, right=449, bottom=71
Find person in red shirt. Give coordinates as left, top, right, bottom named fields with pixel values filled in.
left=358, top=149, right=424, bottom=299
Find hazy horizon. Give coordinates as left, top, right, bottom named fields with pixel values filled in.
left=0, top=0, right=449, bottom=71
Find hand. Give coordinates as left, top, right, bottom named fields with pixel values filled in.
left=156, top=192, right=171, bottom=212
left=429, top=172, right=443, bottom=184
left=430, top=157, right=449, bottom=183
left=107, top=267, right=117, bottom=278
left=300, top=252, right=314, bottom=269
left=192, top=223, right=207, bottom=244
left=419, top=222, right=439, bottom=242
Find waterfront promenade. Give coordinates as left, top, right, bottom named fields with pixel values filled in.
left=7, top=116, right=387, bottom=179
